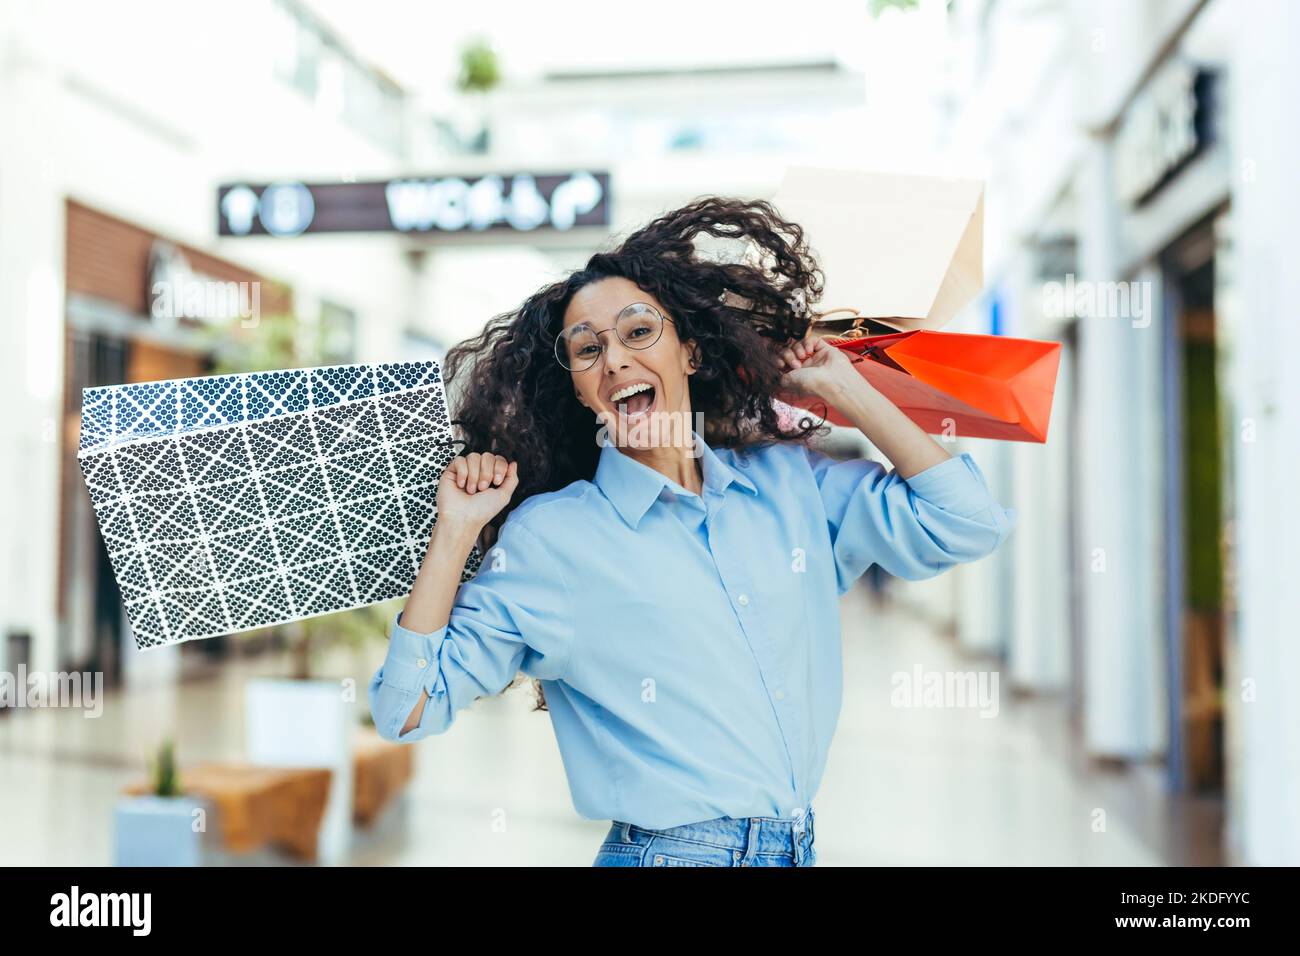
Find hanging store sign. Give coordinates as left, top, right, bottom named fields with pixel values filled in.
left=217, top=171, right=610, bottom=237
left=1114, top=61, right=1218, bottom=209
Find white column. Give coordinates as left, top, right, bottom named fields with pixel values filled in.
left=1226, top=0, right=1300, bottom=866
left=1074, top=141, right=1166, bottom=760
left=0, top=14, right=66, bottom=676
left=955, top=438, right=1013, bottom=658
left=1007, top=252, right=1072, bottom=693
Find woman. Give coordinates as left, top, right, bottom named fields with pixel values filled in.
left=368, top=197, right=1016, bottom=867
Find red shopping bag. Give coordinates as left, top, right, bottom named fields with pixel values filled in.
left=778, top=330, right=1062, bottom=443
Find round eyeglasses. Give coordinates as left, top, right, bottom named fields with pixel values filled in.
left=555, top=302, right=674, bottom=372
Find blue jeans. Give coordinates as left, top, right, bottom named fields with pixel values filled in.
left=592, top=806, right=816, bottom=867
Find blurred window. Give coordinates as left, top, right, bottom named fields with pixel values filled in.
left=268, top=0, right=407, bottom=156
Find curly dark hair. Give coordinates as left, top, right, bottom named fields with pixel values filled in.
left=441, top=195, right=828, bottom=710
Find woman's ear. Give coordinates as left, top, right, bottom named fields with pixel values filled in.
left=685, top=340, right=702, bottom=373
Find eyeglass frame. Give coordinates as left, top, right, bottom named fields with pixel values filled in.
left=554, top=302, right=678, bottom=372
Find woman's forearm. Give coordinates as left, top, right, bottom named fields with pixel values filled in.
left=400, top=519, right=481, bottom=634
left=393, top=520, right=480, bottom=736
left=822, top=374, right=951, bottom=480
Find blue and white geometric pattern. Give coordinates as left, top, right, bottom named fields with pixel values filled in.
left=77, top=362, right=480, bottom=650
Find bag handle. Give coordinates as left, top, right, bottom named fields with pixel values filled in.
left=808, top=318, right=910, bottom=373
left=810, top=307, right=904, bottom=340
left=435, top=419, right=469, bottom=456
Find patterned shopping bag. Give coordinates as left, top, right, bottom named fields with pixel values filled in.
left=77, top=362, right=481, bottom=650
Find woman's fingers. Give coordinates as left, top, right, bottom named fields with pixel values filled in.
left=446, top=453, right=517, bottom=495
left=500, top=459, right=519, bottom=494
left=464, top=453, right=482, bottom=494
left=779, top=333, right=822, bottom=370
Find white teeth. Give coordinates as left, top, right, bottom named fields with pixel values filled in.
left=610, top=382, right=653, bottom=403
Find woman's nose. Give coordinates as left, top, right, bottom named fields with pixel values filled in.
left=601, top=338, right=634, bottom=369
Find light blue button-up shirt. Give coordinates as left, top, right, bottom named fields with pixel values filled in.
left=369, top=430, right=1015, bottom=829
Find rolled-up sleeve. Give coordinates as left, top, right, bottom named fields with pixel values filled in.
left=368, top=516, right=574, bottom=743
left=802, top=446, right=1016, bottom=592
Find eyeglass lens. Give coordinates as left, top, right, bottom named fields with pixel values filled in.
left=558, top=303, right=664, bottom=370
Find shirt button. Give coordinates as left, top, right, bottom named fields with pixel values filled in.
left=737, top=594, right=749, bottom=606
left=737, top=456, right=750, bottom=469
left=774, top=690, right=785, bottom=701
left=415, top=658, right=428, bottom=668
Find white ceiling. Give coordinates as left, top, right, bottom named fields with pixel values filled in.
left=300, top=0, right=872, bottom=103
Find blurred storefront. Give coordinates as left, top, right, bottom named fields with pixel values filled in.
left=1106, top=53, right=1231, bottom=795
left=57, top=201, right=296, bottom=688
left=941, top=0, right=1298, bottom=863
left=0, top=0, right=418, bottom=698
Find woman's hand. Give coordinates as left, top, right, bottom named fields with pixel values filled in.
left=436, top=453, right=519, bottom=534
left=777, top=334, right=860, bottom=401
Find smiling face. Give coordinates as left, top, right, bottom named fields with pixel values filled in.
left=563, top=277, right=698, bottom=447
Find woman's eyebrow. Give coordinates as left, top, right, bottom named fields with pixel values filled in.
left=570, top=311, right=622, bottom=334
left=568, top=302, right=656, bottom=333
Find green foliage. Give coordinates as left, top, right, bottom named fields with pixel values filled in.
left=150, top=738, right=181, bottom=797
left=206, top=312, right=319, bottom=375
left=1183, top=339, right=1223, bottom=609
left=457, top=39, right=501, bottom=93
left=285, top=600, right=403, bottom=681
left=869, top=0, right=919, bottom=15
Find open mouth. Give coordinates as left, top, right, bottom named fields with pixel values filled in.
left=611, top=382, right=657, bottom=418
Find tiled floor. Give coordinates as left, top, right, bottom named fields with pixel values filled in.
left=0, top=586, right=1223, bottom=866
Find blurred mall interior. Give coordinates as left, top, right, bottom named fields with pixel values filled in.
left=0, top=0, right=1296, bottom=866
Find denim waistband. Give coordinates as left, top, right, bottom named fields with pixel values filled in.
left=610, top=805, right=815, bottom=862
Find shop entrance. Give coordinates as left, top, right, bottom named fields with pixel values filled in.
left=62, top=331, right=128, bottom=685
left=1161, top=208, right=1230, bottom=793
left=61, top=331, right=213, bottom=685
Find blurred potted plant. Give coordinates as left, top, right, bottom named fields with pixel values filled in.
left=869, top=0, right=918, bottom=14
left=113, top=739, right=210, bottom=866
left=455, top=37, right=501, bottom=152
left=280, top=600, right=400, bottom=682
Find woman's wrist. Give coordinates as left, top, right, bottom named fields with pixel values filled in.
left=815, top=366, right=950, bottom=477
left=819, top=366, right=877, bottom=406
left=402, top=521, right=481, bottom=636
left=425, top=519, right=481, bottom=562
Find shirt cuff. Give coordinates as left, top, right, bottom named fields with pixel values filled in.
left=379, top=611, right=447, bottom=696
left=902, top=452, right=1003, bottom=519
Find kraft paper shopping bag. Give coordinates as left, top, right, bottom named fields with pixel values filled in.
left=772, top=166, right=985, bottom=333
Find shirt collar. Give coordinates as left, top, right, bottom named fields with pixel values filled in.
left=594, top=429, right=758, bottom=529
